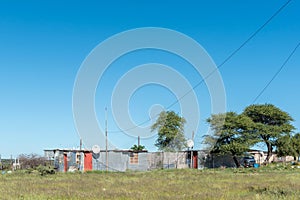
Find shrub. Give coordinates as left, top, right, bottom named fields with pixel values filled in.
left=19, top=154, right=48, bottom=169
left=36, top=165, right=55, bottom=176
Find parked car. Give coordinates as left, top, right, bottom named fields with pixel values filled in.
left=243, top=156, right=256, bottom=167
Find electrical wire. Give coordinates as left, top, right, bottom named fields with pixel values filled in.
left=109, top=0, right=292, bottom=134
left=166, top=0, right=292, bottom=110
left=252, top=42, right=300, bottom=103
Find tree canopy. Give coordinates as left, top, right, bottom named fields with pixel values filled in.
left=130, top=144, right=146, bottom=152
left=205, top=104, right=296, bottom=166
left=276, top=133, right=300, bottom=160
left=243, top=104, right=295, bottom=162
left=292, top=133, right=300, bottom=160
left=205, top=112, right=257, bottom=167
left=151, top=111, right=186, bottom=152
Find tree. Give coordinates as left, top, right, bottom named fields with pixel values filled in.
left=276, top=134, right=294, bottom=158
left=243, top=104, right=295, bottom=163
left=291, top=133, right=300, bottom=161
left=130, top=144, right=146, bottom=152
left=277, top=133, right=300, bottom=161
left=151, top=111, right=186, bottom=152
left=205, top=112, right=257, bottom=167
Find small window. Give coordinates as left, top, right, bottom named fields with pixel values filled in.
left=130, top=153, right=139, bottom=164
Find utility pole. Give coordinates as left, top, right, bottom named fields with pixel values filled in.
left=105, top=107, right=108, bottom=171
left=191, top=131, right=194, bottom=169
left=192, top=131, right=195, bottom=141
left=138, top=136, right=140, bottom=147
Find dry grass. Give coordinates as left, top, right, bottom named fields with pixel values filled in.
left=1, top=167, right=300, bottom=199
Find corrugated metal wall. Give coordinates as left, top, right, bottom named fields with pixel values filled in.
left=47, top=150, right=204, bottom=172
left=128, top=153, right=148, bottom=171
left=91, top=152, right=190, bottom=172
left=92, top=152, right=128, bottom=172
left=147, top=152, right=189, bottom=170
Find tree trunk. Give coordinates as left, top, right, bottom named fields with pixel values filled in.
left=265, top=142, right=273, bottom=163
left=233, top=155, right=240, bottom=168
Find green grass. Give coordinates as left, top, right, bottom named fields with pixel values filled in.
left=1, top=167, right=300, bottom=199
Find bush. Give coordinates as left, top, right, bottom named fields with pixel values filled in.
left=19, top=154, right=48, bottom=169
left=36, top=165, right=55, bottom=176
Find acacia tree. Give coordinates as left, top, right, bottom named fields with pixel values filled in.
left=243, top=104, right=295, bottom=163
left=151, top=111, right=186, bottom=152
left=205, top=112, right=257, bottom=167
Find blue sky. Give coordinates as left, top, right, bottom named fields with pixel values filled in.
left=0, top=0, right=299, bottom=158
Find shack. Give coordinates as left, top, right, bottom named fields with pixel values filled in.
left=44, top=149, right=204, bottom=172
left=44, top=149, right=151, bottom=172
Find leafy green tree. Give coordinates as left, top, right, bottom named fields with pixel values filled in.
left=205, top=112, right=257, bottom=167
left=243, top=104, right=295, bottom=163
left=276, top=134, right=295, bottom=158
left=277, top=133, right=300, bottom=161
left=151, top=111, right=186, bottom=152
left=130, top=144, right=146, bottom=152
left=291, top=133, right=300, bottom=161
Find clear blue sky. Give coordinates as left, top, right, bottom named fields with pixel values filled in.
left=0, top=0, right=299, bottom=158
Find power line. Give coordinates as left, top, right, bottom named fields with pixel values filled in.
left=167, top=0, right=292, bottom=110
left=252, top=42, right=300, bottom=103
left=109, top=0, right=292, bottom=134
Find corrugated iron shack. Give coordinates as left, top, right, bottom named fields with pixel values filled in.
left=44, top=149, right=203, bottom=172
left=44, top=149, right=152, bottom=172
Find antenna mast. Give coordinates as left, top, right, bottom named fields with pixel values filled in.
left=105, top=107, right=108, bottom=171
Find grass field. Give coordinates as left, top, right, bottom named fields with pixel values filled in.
left=1, top=166, right=300, bottom=200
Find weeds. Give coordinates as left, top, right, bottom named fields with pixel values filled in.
left=1, top=168, right=300, bottom=199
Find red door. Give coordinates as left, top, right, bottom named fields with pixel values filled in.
left=193, top=153, right=198, bottom=169
left=84, top=152, right=93, bottom=171
left=64, top=154, right=68, bottom=172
